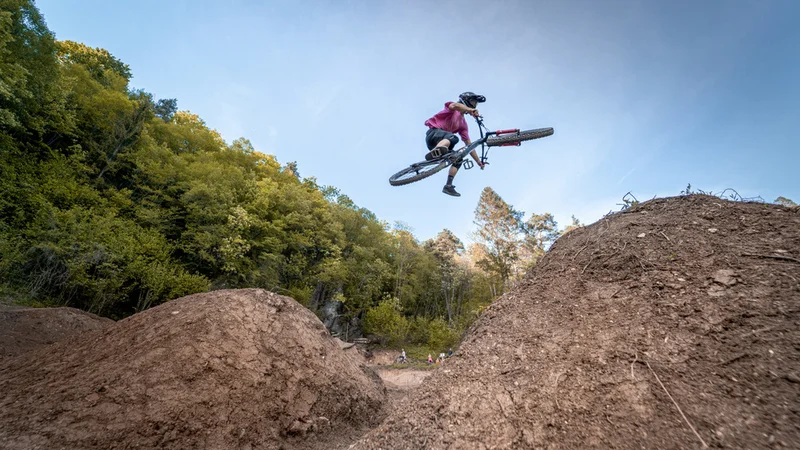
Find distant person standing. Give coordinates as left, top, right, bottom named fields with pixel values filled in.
left=428, top=354, right=433, bottom=365
left=448, top=348, right=453, bottom=358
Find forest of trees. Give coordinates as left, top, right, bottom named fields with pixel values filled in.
left=0, top=1, right=580, bottom=349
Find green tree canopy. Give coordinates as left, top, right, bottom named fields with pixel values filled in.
left=473, top=187, right=524, bottom=287
left=521, top=212, right=560, bottom=265
left=56, top=40, right=131, bottom=88
left=0, top=0, right=62, bottom=135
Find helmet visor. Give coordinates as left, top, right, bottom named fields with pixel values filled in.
left=463, top=94, right=485, bottom=108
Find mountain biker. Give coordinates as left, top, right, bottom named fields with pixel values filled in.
left=424, top=92, right=487, bottom=197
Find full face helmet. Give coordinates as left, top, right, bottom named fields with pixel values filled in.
left=458, top=92, right=486, bottom=108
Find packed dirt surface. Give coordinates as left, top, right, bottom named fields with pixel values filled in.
left=0, top=289, right=386, bottom=450
left=367, top=348, right=403, bottom=366
left=375, top=368, right=434, bottom=390
left=365, top=349, right=439, bottom=389
left=334, top=337, right=368, bottom=365
left=354, top=195, right=800, bottom=449
left=0, top=306, right=112, bottom=360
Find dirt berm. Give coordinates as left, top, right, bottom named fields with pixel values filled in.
left=0, top=289, right=386, bottom=449
left=355, top=195, right=799, bottom=449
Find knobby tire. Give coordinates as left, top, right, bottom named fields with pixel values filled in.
left=486, top=127, right=554, bottom=147
left=389, top=159, right=450, bottom=186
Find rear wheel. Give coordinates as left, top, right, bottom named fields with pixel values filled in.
left=389, top=159, right=449, bottom=186
left=486, top=127, right=554, bottom=147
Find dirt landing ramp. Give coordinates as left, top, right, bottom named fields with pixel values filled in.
left=354, top=195, right=800, bottom=449
left=0, top=289, right=386, bottom=449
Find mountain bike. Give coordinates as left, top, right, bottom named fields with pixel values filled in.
left=388, top=116, right=554, bottom=186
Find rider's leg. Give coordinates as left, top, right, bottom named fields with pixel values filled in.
left=426, top=129, right=459, bottom=160
left=442, top=165, right=461, bottom=197
left=446, top=165, right=458, bottom=185
left=426, top=139, right=451, bottom=160
left=426, top=139, right=451, bottom=161
left=436, top=138, right=451, bottom=149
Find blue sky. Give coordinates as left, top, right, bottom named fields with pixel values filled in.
left=36, top=0, right=800, bottom=243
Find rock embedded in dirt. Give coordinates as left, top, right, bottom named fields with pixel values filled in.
left=353, top=195, right=800, bottom=449
left=0, top=289, right=386, bottom=450
left=712, top=269, right=738, bottom=286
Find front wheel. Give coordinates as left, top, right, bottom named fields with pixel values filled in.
left=389, top=159, right=449, bottom=186
left=486, top=127, right=554, bottom=147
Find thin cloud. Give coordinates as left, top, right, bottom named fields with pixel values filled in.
left=618, top=168, right=636, bottom=185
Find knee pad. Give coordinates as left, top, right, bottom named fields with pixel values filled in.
left=447, top=135, right=460, bottom=150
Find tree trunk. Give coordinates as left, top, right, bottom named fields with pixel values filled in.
left=309, top=281, right=326, bottom=310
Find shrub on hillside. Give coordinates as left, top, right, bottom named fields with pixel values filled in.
left=407, top=316, right=431, bottom=345
left=363, top=298, right=408, bottom=346
left=8, top=206, right=209, bottom=317
left=426, top=318, right=459, bottom=351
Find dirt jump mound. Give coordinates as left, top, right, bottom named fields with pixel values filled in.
left=0, top=289, right=386, bottom=449
left=0, top=306, right=112, bottom=360
left=355, top=195, right=800, bottom=449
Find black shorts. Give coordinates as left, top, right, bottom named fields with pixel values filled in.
left=426, top=128, right=463, bottom=168
left=425, top=128, right=459, bottom=151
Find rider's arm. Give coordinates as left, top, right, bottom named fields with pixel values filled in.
left=467, top=143, right=486, bottom=169
left=448, top=102, right=479, bottom=117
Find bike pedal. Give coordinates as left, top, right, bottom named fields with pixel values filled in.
left=426, top=146, right=448, bottom=160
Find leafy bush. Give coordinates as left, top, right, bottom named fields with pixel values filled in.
left=426, top=317, right=459, bottom=351
left=363, top=298, right=408, bottom=346
left=11, top=206, right=208, bottom=317
left=287, top=284, right=312, bottom=307
left=407, top=316, right=431, bottom=345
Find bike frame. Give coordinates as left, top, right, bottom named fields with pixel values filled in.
left=455, top=116, right=522, bottom=170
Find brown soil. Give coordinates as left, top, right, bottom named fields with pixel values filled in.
left=0, top=306, right=112, bottom=360
left=375, top=368, right=434, bottom=390
left=354, top=195, right=800, bottom=449
left=368, top=349, right=404, bottom=365
left=0, top=289, right=386, bottom=450
left=334, top=337, right=369, bottom=366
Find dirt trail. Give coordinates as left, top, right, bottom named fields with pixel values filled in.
left=375, top=368, right=434, bottom=390
left=366, top=349, right=438, bottom=390
left=0, top=289, right=386, bottom=450
left=354, top=195, right=800, bottom=449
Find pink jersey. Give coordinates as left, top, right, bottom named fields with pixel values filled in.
left=424, top=102, right=471, bottom=143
